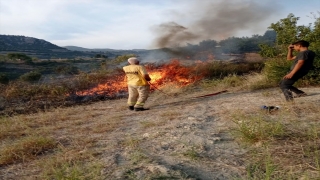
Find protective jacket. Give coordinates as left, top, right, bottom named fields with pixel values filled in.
left=123, top=65, right=148, bottom=86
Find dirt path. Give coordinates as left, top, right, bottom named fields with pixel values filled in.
left=1, top=87, right=319, bottom=179
left=89, top=87, right=320, bottom=179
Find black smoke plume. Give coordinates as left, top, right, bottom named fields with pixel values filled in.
left=153, top=0, right=280, bottom=48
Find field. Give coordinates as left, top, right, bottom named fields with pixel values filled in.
left=0, top=58, right=320, bottom=179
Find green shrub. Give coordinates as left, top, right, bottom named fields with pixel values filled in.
left=19, top=71, right=42, bottom=82
left=232, top=113, right=285, bottom=144
left=4, top=81, right=72, bottom=101
left=262, top=58, right=291, bottom=84
left=24, top=59, right=34, bottom=65
left=196, top=61, right=264, bottom=79
left=54, top=65, right=79, bottom=75
left=7, top=53, right=32, bottom=61
left=263, top=57, right=320, bottom=86
left=0, top=74, right=9, bottom=84
left=302, top=58, right=320, bottom=86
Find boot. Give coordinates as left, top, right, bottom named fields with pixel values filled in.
left=128, top=106, right=134, bottom=110
left=134, top=107, right=150, bottom=111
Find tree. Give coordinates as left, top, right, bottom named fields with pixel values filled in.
left=219, top=37, right=242, bottom=54
left=262, top=30, right=277, bottom=42
left=7, top=53, right=32, bottom=61
left=260, top=13, right=318, bottom=58
left=94, top=54, right=108, bottom=58
left=7, top=53, right=33, bottom=64
left=259, top=13, right=320, bottom=85
left=198, top=40, right=218, bottom=51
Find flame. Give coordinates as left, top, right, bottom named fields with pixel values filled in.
left=73, top=60, right=204, bottom=96
left=149, top=72, right=163, bottom=84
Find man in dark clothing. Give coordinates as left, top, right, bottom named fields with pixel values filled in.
left=280, top=40, right=316, bottom=101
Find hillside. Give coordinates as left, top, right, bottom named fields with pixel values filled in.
left=63, top=46, right=114, bottom=52
left=0, top=35, right=67, bottom=51
left=0, top=35, right=269, bottom=61
left=1, top=85, right=320, bottom=179
left=0, top=35, right=115, bottom=59
left=0, top=35, right=165, bottom=60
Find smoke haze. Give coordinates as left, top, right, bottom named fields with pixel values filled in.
left=152, top=0, right=281, bottom=48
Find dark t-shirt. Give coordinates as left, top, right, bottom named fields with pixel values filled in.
left=291, top=50, right=316, bottom=72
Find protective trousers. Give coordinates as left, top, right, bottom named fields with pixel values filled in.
left=279, top=71, right=308, bottom=101
left=127, top=85, right=150, bottom=108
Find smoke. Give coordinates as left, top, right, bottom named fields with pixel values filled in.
left=152, top=0, right=281, bottom=48
left=153, top=22, right=199, bottom=48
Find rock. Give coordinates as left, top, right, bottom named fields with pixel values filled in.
left=146, top=165, right=169, bottom=175
left=188, top=116, right=196, bottom=121
left=143, top=133, right=150, bottom=138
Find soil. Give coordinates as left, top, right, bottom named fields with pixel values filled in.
left=1, top=87, right=320, bottom=179
left=92, top=87, right=320, bottom=179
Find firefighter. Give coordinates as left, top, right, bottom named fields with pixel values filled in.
left=123, top=57, right=151, bottom=111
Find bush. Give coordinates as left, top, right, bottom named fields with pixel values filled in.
left=7, top=53, right=32, bottom=61
left=263, top=58, right=291, bottom=84
left=54, top=65, right=79, bottom=75
left=19, top=71, right=42, bottom=82
left=262, top=57, right=320, bottom=86
left=196, top=61, right=264, bottom=79
left=302, top=58, right=320, bottom=85
left=0, top=74, right=9, bottom=84
left=24, top=59, right=34, bottom=65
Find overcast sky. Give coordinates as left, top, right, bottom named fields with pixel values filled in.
left=0, top=0, right=319, bottom=49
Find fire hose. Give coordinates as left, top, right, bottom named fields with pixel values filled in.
left=192, top=90, right=228, bottom=98
left=148, top=82, right=172, bottom=97
left=148, top=82, right=228, bottom=99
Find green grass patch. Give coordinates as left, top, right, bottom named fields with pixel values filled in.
left=42, top=160, right=104, bottom=180
left=182, top=146, right=201, bottom=160
left=231, top=113, right=285, bottom=144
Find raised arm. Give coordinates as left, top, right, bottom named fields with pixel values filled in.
left=287, top=44, right=296, bottom=60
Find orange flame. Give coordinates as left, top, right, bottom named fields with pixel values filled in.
left=74, top=60, right=203, bottom=96
left=149, top=72, right=163, bottom=84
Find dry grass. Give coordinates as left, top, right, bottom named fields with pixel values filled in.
left=0, top=116, right=31, bottom=140
left=38, top=144, right=105, bottom=180
left=0, top=70, right=319, bottom=179
left=0, top=101, right=128, bottom=179
left=231, top=102, right=320, bottom=179
left=0, top=136, right=56, bottom=165
left=200, top=73, right=276, bottom=92
left=140, top=111, right=181, bottom=128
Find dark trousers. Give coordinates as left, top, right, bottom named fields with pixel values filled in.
left=279, top=71, right=308, bottom=101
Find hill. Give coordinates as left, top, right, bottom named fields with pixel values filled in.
left=0, top=35, right=164, bottom=60
left=0, top=35, right=67, bottom=51
left=63, top=46, right=114, bottom=52
left=0, top=35, right=116, bottom=59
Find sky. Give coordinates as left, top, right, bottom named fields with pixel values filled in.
left=0, top=0, right=319, bottom=50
